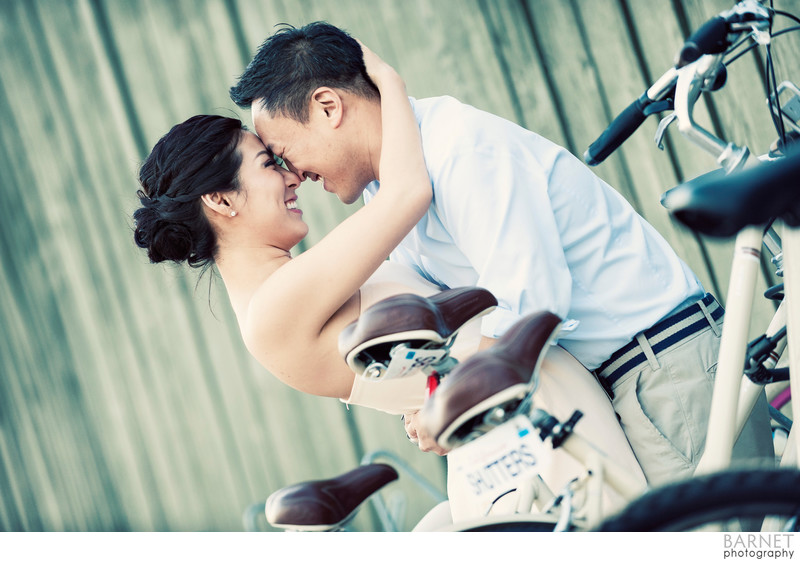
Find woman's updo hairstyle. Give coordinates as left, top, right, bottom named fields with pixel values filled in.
left=133, top=115, right=245, bottom=268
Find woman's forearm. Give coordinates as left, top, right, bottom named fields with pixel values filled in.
left=372, top=67, right=431, bottom=210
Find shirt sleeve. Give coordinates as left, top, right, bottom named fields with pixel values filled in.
left=432, top=139, right=574, bottom=338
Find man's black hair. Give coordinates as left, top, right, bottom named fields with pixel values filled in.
left=229, top=21, right=379, bottom=123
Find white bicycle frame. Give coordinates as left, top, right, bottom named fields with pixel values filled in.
left=439, top=403, right=648, bottom=531
left=663, top=50, right=798, bottom=475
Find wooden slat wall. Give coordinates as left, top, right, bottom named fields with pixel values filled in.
left=1, top=0, right=798, bottom=531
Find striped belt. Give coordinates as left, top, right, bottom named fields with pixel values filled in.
left=594, top=293, right=723, bottom=396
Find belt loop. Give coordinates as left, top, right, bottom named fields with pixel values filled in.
left=698, top=299, right=721, bottom=337
left=635, top=333, right=660, bottom=371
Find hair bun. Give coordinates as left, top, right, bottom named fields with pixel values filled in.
left=150, top=221, right=194, bottom=263
left=133, top=205, right=195, bottom=264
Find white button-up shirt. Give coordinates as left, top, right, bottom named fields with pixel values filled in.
left=364, top=96, right=703, bottom=370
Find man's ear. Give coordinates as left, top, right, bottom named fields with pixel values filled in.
left=201, top=192, right=234, bottom=217
left=310, top=87, right=343, bottom=128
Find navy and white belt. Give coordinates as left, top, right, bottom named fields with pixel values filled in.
left=594, top=293, right=723, bottom=396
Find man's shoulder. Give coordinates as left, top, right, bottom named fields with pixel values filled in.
left=411, top=95, right=461, bottom=111
left=411, top=96, right=493, bottom=160
left=413, top=96, right=529, bottom=145
left=412, top=95, right=482, bottom=125
left=412, top=96, right=540, bottom=173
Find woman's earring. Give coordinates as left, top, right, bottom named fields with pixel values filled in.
left=230, top=210, right=237, bottom=217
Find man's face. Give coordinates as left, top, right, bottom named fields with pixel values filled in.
left=251, top=101, right=372, bottom=205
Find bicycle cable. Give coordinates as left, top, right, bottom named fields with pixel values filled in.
left=720, top=13, right=800, bottom=145
left=766, top=1, right=788, bottom=148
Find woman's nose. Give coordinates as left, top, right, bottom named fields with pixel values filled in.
left=285, top=169, right=301, bottom=190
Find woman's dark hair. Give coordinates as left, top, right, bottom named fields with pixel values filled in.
left=133, top=115, right=245, bottom=268
left=229, top=21, right=378, bottom=123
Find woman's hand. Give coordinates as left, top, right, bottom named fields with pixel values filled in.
left=358, top=40, right=402, bottom=91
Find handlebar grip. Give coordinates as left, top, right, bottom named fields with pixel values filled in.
left=584, top=94, right=649, bottom=166
left=676, top=16, right=730, bottom=68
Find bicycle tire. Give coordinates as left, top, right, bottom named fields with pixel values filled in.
left=596, top=468, right=800, bottom=531
left=462, top=520, right=558, bottom=532
left=444, top=513, right=561, bottom=532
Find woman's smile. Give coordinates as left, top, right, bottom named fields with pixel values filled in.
left=285, top=198, right=302, bottom=215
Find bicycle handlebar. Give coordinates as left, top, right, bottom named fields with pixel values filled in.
left=584, top=67, right=678, bottom=166
left=584, top=94, right=651, bottom=166
left=583, top=0, right=772, bottom=166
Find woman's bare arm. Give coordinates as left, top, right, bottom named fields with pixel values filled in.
left=244, top=45, right=431, bottom=397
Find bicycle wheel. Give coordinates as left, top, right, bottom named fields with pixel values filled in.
left=444, top=513, right=561, bottom=532
left=596, top=468, right=800, bottom=532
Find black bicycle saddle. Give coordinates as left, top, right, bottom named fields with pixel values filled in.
left=661, top=151, right=800, bottom=237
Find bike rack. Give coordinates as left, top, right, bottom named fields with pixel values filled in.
left=359, top=449, right=448, bottom=532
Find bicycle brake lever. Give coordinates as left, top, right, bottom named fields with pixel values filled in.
left=655, top=113, right=678, bottom=150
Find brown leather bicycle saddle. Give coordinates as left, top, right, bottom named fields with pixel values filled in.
left=339, top=287, right=497, bottom=376
left=421, top=311, right=562, bottom=449
left=265, top=463, right=398, bottom=531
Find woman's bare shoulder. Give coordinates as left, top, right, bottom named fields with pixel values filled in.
left=240, top=279, right=361, bottom=398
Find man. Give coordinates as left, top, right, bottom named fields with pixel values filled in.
left=229, top=22, right=772, bottom=486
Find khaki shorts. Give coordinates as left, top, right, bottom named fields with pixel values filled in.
left=607, top=325, right=774, bottom=486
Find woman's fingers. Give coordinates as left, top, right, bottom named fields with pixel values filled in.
left=355, top=38, right=398, bottom=87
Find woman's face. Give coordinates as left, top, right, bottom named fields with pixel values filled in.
left=233, top=131, right=308, bottom=250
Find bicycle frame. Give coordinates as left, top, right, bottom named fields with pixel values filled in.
left=532, top=410, right=646, bottom=528
left=697, top=224, right=780, bottom=473
left=664, top=51, right=797, bottom=474
left=439, top=402, right=648, bottom=531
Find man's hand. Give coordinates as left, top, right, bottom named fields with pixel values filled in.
left=403, top=411, right=449, bottom=456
